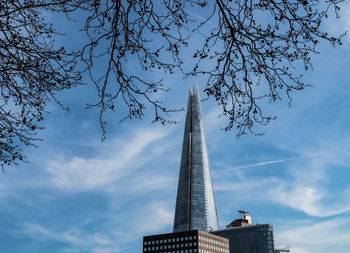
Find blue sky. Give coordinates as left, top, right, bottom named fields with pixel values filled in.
left=1, top=3, right=350, bottom=253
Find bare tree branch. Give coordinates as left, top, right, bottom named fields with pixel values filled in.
left=187, top=0, right=345, bottom=136
left=0, top=0, right=82, bottom=167
left=0, top=0, right=345, bottom=167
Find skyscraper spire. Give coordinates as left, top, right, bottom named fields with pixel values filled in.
left=173, top=86, right=219, bottom=232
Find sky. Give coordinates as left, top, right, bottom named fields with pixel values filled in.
left=1, top=2, right=350, bottom=253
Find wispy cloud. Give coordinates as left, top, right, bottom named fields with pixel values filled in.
left=325, top=1, right=350, bottom=41
left=213, top=148, right=350, bottom=218
left=340, top=2, right=350, bottom=40
left=203, top=106, right=225, bottom=132
left=46, top=128, right=172, bottom=192
left=110, top=201, right=174, bottom=244
left=267, top=152, right=350, bottom=217
left=135, top=201, right=174, bottom=234
left=276, top=218, right=350, bottom=253
left=269, top=179, right=350, bottom=217
left=20, top=223, right=117, bottom=253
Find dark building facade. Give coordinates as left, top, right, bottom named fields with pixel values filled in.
left=212, top=224, right=274, bottom=253
left=143, top=230, right=229, bottom=253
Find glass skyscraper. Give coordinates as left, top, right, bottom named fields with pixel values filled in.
left=143, top=86, right=279, bottom=253
left=173, top=86, right=219, bottom=232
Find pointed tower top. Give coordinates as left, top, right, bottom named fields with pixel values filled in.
left=194, top=85, right=200, bottom=97
left=173, top=88, right=219, bottom=232
left=189, top=85, right=193, bottom=95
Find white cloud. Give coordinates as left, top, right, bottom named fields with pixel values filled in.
left=46, top=128, right=171, bottom=192
left=341, top=3, right=350, bottom=40
left=110, top=201, right=174, bottom=244
left=269, top=180, right=350, bottom=217
left=122, top=175, right=177, bottom=192
left=213, top=150, right=350, bottom=218
left=203, top=106, right=225, bottom=132
left=276, top=218, right=350, bottom=253
left=20, top=223, right=117, bottom=253
left=135, top=201, right=174, bottom=234
left=325, top=1, right=350, bottom=42
left=267, top=153, right=350, bottom=217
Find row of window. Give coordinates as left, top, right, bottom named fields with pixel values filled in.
left=198, top=243, right=227, bottom=252
left=198, top=236, right=227, bottom=247
left=144, top=250, right=198, bottom=253
left=199, top=250, right=229, bottom=253
left=144, top=236, right=197, bottom=245
left=144, top=242, right=197, bottom=251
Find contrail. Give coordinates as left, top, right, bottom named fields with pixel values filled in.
left=184, top=8, right=216, bottom=27
left=212, top=149, right=350, bottom=175
left=128, top=156, right=296, bottom=189
left=124, top=149, right=349, bottom=189
left=212, top=156, right=301, bottom=175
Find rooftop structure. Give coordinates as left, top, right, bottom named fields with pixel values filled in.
left=226, top=211, right=252, bottom=228
left=173, top=86, right=219, bottom=232
left=212, top=212, right=275, bottom=253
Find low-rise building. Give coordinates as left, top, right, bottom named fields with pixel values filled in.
left=143, top=230, right=229, bottom=253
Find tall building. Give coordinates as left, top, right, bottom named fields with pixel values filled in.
left=173, top=86, right=219, bottom=232
left=143, top=87, right=280, bottom=253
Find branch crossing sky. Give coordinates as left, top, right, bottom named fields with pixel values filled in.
left=1, top=3, right=350, bottom=253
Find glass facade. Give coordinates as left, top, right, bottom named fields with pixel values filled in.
left=212, top=224, right=275, bottom=253
left=173, top=86, right=219, bottom=232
